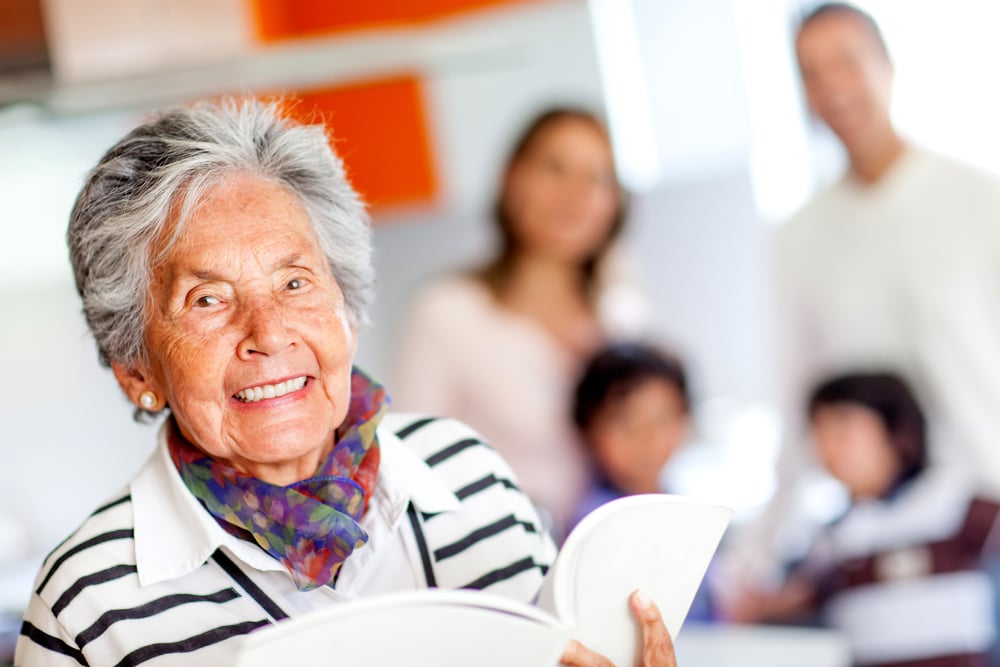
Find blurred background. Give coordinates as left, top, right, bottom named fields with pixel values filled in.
left=3, top=0, right=1000, bottom=664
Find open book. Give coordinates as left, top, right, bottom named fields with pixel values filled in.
left=235, top=494, right=733, bottom=666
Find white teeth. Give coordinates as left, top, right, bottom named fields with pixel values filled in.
left=235, top=376, right=307, bottom=403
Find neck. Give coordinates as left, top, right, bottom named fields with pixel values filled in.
left=502, top=253, right=589, bottom=304
left=233, top=453, right=328, bottom=487
left=846, top=127, right=906, bottom=184
left=630, top=478, right=662, bottom=495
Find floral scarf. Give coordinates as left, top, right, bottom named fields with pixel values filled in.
left=168, top=368, right=387, bottom=591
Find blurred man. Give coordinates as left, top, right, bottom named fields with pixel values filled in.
left=744, top=2, right=1000, bottom=584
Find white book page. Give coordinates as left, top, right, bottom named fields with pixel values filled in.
left=538, top=494, right=733, bottom=666
left=235, top=494, right=731, bottom=666
left=234, top=589, right=572, bottom=666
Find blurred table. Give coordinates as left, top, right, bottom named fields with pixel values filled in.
left=675, top=623, right=850, bottom=667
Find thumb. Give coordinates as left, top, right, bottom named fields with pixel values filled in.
left=630, top=590, right=677, bottom=667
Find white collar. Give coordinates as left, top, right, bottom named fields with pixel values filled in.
left=131, top=417, right=460, bottom=587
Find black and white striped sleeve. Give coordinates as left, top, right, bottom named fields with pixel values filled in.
left=15, top=490, right=274, bottom=666
left=17, top=600, right=87, bottom=666
left=390, top=414, right=557, bottom=602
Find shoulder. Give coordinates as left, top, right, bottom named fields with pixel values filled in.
left=397, top=275, right=496, bottom=350
left=379, top=413, right=526, bottom=498
left=899, top=147, right=1000, bottom=208
left=18, top=483, right=281, bottom=665
left=18, top=491, right=136, bottom=663
left=31, top=490, right=137, bottom=614
left=957, top=495, right=1000, bottom=551
left=914, top=147, right=993, bottom=181
left=826, top=467, right=982, bottom=558
left=782, top=180, right=846, bottom=233
left=379, top=413, right=556, bottom=598
left=775, top=180, right=848, bottom=261
left=407, top=275, right=493, bottom=317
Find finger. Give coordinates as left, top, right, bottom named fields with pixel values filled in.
left=560, top=639, right=616, bottom=667
left=630, top=590, right=678, bottom=667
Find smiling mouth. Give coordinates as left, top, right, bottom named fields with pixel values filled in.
left=234, top=376, right=307, bottom=403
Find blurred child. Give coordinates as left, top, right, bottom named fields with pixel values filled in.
left=570, top=342, right=691, bottom=525
left=570, top=342, right=724, bottom=622
left=728, top=372, right=999, bottom=667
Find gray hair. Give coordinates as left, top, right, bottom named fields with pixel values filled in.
left=69, top=97, right=374, bottom=368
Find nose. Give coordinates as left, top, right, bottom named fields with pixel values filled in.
left=237, top=295, right=293, bottom=359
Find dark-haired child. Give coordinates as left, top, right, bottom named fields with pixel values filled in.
left=729, top=372, right=1000, bottom=667
left=570, top=342, right=691, bottom=525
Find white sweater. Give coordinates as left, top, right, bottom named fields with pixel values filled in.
left=775, top=146, right=1000, bottom=489
left=728, top=148, right=1000, bottom=582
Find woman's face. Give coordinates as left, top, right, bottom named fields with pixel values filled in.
left=812, top=403, right=900, bottom=499
left=588, top=378, right=689, bottom=495
left=503, top=118, right=619, bottom=264
left=113, top=174, right=357, bottom=485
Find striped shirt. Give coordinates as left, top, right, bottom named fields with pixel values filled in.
left=16, top=414, right=555, bottom=666
left=801, top=468, right=1000, bottom=667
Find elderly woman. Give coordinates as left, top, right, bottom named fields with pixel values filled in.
left=15, top=99, right=674, bottom=666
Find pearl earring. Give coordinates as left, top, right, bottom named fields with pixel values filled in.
left=139, top=391, right=157, bottom=410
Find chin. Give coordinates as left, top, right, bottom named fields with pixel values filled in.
left=242, top=427, right=330, bottom=461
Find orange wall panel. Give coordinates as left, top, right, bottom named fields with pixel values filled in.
left=1, top=0, right=48, bottom=69
left=282, top=74, right=438, bottom=214
left=250, top=0, right=541, bottom=42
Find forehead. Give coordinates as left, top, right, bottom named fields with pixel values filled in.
left=796, top=12, right=884, bottom=59
left=602, top=377, right=684, bottom=413
left=525, top=118, right=611, bottom=158
left=159, top=174, right=322, bottom=265
left=812, top=401, right=882, bottom=425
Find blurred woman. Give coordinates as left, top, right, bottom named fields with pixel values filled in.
left=394, top=108, right=646, bottom=540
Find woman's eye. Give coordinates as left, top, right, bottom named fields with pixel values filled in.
left=194, top=294, right=219, bottom=307
left=287, top=278, right=305, bottom=290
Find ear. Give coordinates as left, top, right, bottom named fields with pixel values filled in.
left=111, top=361, right=164, bottom=411
left=344, top=322, right=360, bottom=368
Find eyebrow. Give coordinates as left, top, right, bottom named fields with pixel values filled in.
left=166, top=252, right=310, bottom=295
left=187, top=252, right=308, bottom=281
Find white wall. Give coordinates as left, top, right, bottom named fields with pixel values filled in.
left=0, top=112, right=154, bottom=599
left=857, top=0, right=1000, bottom=176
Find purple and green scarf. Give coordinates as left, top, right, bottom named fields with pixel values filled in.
left=168, top=368, right=387, bottom=591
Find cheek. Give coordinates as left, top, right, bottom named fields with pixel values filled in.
left=326, top=311, right=357, bottom=363
left=503, top=170, right=535, bottom=219
left=652, top=424, right=684, bottom=460
left=864, top=440, right=899, bottom=478
left=313, top=312, right=357, bottom=390
left=822, top=436, right=872, bottom=482
left=807, top=83, right=828, bottom=106
left=594, top=431, right=635, bottom=476
left=579, top=206, right=615, bottom=247
left=592, top=189, right=618, bottom=221
left=147, top=323, right=224, bottom=396
left=815, top=438, right=842, bottom=473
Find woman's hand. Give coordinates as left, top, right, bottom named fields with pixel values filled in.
left=560, top=590, right=678, bottom=667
